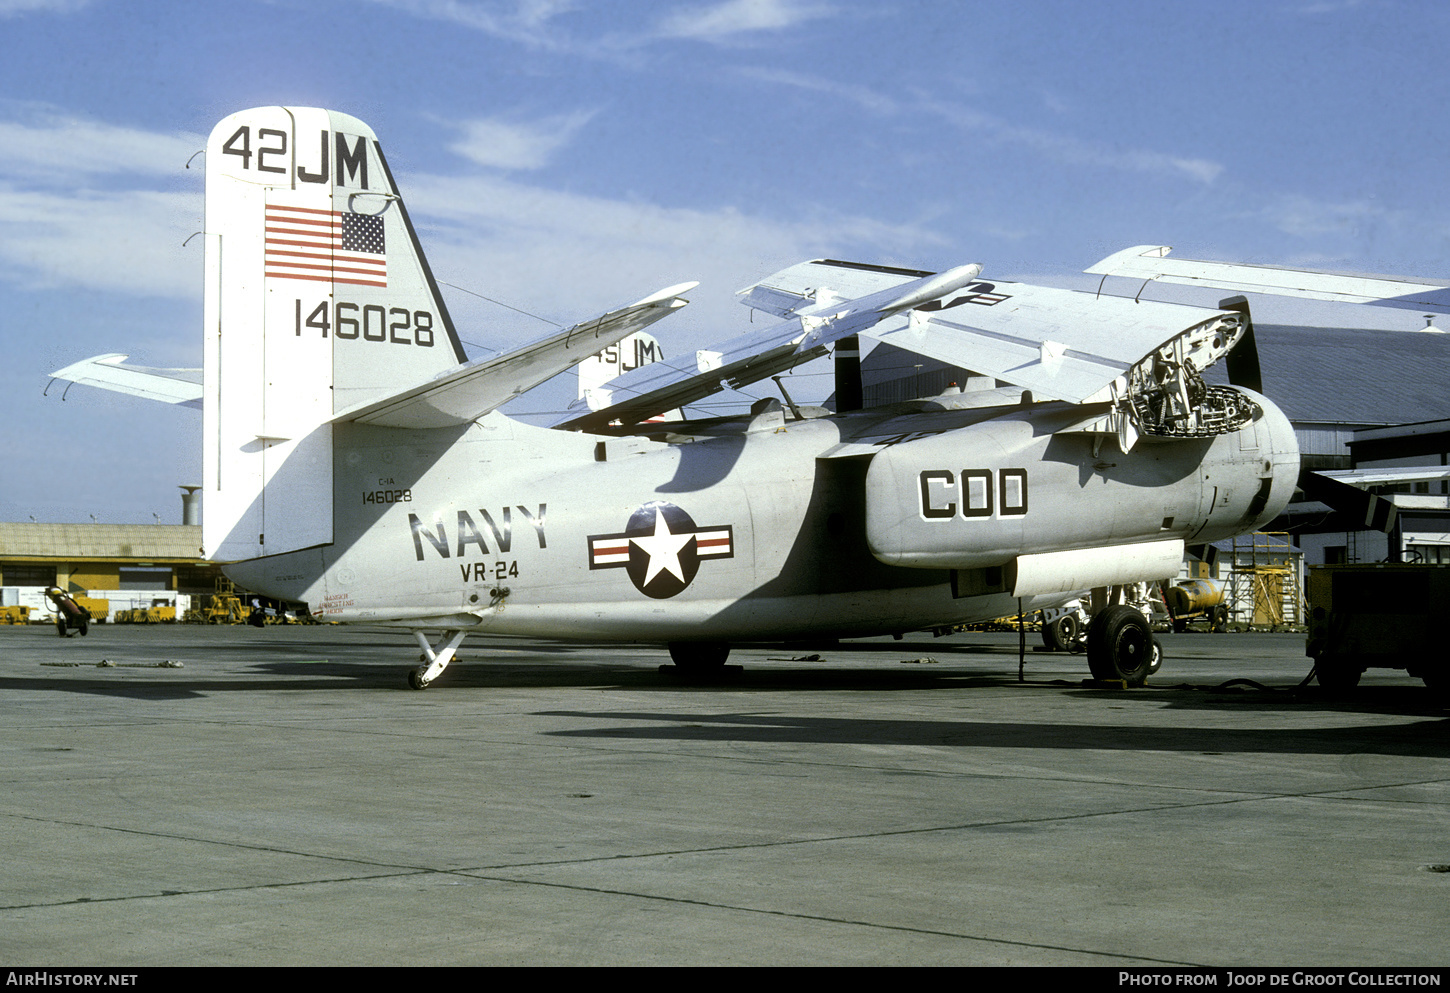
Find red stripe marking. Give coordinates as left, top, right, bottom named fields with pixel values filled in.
left=265, top=237, right=337, bottom=249
left=265, top=215, right=340, bottom=227
left=266, top=205, right=340, bottom=217
left=263, top=271, right=388, bottom=287
left=267, top=261, right=387, bottom=276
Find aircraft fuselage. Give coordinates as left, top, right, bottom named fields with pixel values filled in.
left=225, top=387, right=1299, bottom=642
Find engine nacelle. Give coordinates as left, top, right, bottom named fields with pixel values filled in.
left=863, top=389, right=1299, bottom=583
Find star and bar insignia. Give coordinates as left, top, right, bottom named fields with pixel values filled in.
left=588, top=501, right=733, bottom=599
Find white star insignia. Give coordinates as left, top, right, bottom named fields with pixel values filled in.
left=630, top=509, right=693, bottom=586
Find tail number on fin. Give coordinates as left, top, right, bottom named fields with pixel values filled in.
left=221, top=126, right=375, bottom=189
left=595, top=336, right=664, bottom=372
left=295, top=300, right=434, bottom=346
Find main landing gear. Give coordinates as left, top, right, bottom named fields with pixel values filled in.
left=1085, top=604, right=1161, bottom=687
left=409, top=629, right=467, bottom=689
left=667, top=641, right=731, bottom=673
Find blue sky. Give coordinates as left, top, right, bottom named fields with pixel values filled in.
left=4, top=0, right=1448, bottom=523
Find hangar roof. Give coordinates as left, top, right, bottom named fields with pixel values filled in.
left=866, top=319, right=1450, bottom=429
left=1249, top=324, right=1450, bottom=426
left=0, top=524, right=203, bottom=562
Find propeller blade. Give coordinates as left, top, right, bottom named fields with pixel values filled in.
left=1218, top=295, right=1264, bottom=394
left=834, top=334, right=863, bottom=412
left=1297, top=469, right=1398, bottom=533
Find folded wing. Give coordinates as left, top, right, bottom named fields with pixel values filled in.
left=870, top=280, right=1244, bottom=404
left=333, top=282, right=698, bottom=429
left=554, top=260, right=985, bottom=430
left=1087, top=245, right=1450, bottom=312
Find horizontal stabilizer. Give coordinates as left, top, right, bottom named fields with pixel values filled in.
left=335, top=282, right=697, bottom=429
left=48, top=354, right=203, bottom=408
left=1088, top=245, right=1450, bottom=313
left=871, top=280, right=1242, bottom=404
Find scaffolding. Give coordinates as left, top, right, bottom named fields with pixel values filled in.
left=1226, top=532, right=1304, bottom=629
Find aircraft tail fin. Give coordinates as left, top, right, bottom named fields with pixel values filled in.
left=574, top=331, right=684, bottom=421
left=203, top=107, right=465, bottom=561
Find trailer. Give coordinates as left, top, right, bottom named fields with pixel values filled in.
left=1306, top=563, right=1448, bottom=692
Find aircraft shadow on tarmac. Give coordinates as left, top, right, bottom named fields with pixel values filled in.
left=11, top=632, right=1447, bottom=740
left=535, top=706, right=1450, bottom=758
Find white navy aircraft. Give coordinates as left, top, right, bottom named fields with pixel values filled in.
left=50, top=108, right=1303, bottom=688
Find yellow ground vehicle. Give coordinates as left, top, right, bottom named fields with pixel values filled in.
left=1163, top=578, right=1229, bottom=632
left=114, top=604, right=177, bottom=623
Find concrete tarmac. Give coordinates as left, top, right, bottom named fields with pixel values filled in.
left=1, top=622, right=1447, bottom=967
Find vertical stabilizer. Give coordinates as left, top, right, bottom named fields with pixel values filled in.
left=204, top=107, right=465, bottom=561
left=577, top=331, right=666, bottom=409
left=576, top=331, right=682, bottom=420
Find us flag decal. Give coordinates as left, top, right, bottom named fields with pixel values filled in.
left=264, top=204, right=388, bottom=288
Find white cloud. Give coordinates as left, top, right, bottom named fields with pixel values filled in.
left=361, top=0, right=579, bottom=49
left=1263, top=194, right=1388, bottom=239
left=401, top=170, right=947, bottom=353
left=0, top=102, right=945, bottom=361
left=656, top=0, right=835, bottom=42
left=1290, top=0, right=1366, bottom=13
left=367, top=0, right=836, bottom=52
left=0, top=105, right=202, bottom=181
left=0, top=107, right=203, bottom=298
left=736, top=66, right=897, bottom=114
left=0, top=185, right=201, bottom=298
left=922, top=99, right=1224, bottom=186
left=0, top=0, right=92, bottom=16
left=731, top=70, right=1222, bottom=186
left=446, top=110, right=596, bottom=170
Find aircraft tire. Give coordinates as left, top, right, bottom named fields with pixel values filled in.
left=407, top=667, right=431, bottom=690
left=1315, top=654, right=1362, bottom=693
left=1210, top=606, right=1229, bottom=633
left=1418, top=668, right=1448, bottom=699
left=1042, top=614, right=1078, bottom=652
left=1086, top=605, right=1153, bottom=686
left=668, top=642, right=730, bottom=671
left=1148, top=636, right=1163, bottom=675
